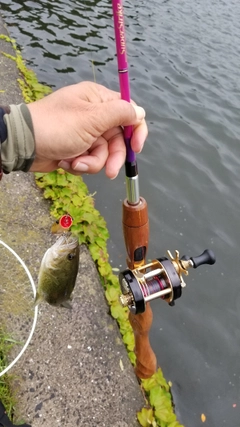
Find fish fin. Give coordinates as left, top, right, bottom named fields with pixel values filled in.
left=60, top=300, right=72, bottom=309
left=34, top=292, right=42, bottom=306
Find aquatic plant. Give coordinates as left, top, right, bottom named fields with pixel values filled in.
left=0, top=34, right=52, bottom=101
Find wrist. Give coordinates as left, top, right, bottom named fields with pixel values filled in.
left=1, top=104, right=36, bottom=173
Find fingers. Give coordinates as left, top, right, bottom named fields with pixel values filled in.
left=70, top=137, right=109, bottom=175
left=130, top=120, right=148, bottom=154
left=70, top=132, right=126, bottom=179
left=88, top=99, right=146, bottom=137
left=58, top=119, right=147, bottom=179
left=59, top=131, right=126, bottom=179
left=103, top=130, right=126, bottom=178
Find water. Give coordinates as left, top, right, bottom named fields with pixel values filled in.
left=1, top=0, right=240, bottom=425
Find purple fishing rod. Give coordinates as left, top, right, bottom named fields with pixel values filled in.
left=112, top=0, right=140, bottom=205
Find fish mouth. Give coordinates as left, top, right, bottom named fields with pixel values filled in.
left=55, top=233, right=79, bottom=253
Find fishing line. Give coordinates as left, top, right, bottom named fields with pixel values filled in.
left=0, top=240, right=38, bottom=377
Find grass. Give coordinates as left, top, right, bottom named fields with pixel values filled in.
left=0, top=329, right=17, bottom=419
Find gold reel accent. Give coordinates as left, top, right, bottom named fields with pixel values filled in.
left=167, top=250, right=193, bottom=288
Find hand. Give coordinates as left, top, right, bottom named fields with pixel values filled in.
left=27, top=81, right=148, bottom=178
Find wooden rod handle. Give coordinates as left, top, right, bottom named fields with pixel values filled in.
left=122, top=197, right=157, bottom=378
left=129, top=303, right=157, bottom=379
left=122, top=197, right=149, bottom=269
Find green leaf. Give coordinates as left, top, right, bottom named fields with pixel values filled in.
left=80, top=212, right=98, bottom=224
left=155, top=368, right=170, bottom=390
left=43, top=188, right=57, bottom=200
left=88, top=243, right=100, bottom=261
left=71, top=194, right=84, bottom=207
left=154, top=403, right=176, bottom=424
left=164, top=413, right=177, bottom=424
left=105, top=286, right=120, bottom=303
left=59, top=188, right=73, bottom=199
left=108, top=274, right=119, bottom=288
left=35, top=172, right=47, bottom=180
left=149, top=387, right=169, bottom=408
left=110, top=302, right=127, bottom=320
left=44, top=171, right=57, bottom=185
left=119, top=321, right=132, bottom=335
left=78, top=234, right=87, bottom=245
left=95, top=237, right=107, bottom=249
left=98, top=263, right=112, bottom=277
left=82, top=224, right=96, bottom=243
left=142, top=377, right=158, bottom=392
left=137, top=408, right=155, bottom=427
left=56, top=173, right=69, bottom=187
left=128, top=351, right=136, bottom=366
left=67, top=206, right=83, bottom=222
left=155, top=408, right=170, bottom=424
left=122, top=330, right=134, bottom=351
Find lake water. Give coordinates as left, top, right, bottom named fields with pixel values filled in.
left=1, top=0, right=240, bottom=425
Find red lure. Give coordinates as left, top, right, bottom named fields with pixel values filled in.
left=59, top=214, right=73, bottom=230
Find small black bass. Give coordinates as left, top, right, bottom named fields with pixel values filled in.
left=35, top=233, right=79, bottom=308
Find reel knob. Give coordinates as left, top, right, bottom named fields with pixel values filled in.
left=190, top=249, right=216, bottom=268
left=181, top=249, right=216, bottom=268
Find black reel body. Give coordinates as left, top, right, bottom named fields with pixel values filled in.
left=119, top=249, right=216, bottom=314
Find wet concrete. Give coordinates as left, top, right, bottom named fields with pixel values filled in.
left=0, top=14, right=144, bottom=427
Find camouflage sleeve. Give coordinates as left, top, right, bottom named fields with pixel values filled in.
left=0, top=104, right=35, bottom=173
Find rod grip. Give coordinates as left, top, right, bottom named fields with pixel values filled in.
left=129, top=303, right=157, bottom=379
left=122, top=197, right=149, bottom=269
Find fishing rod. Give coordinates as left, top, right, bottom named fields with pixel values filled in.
left=112, top=0, right=139, bottom=207
left=112, top=0, right=156, bottom=379
left=111, top=0, right=216, bottom=379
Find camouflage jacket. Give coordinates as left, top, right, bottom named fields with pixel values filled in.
left=0, top=104, right=35, bottom=174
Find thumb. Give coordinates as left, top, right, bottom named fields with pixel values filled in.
left=92, top=100, right=145, bottom=133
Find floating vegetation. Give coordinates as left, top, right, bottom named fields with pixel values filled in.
left=0, top=34, right=52, bottom=102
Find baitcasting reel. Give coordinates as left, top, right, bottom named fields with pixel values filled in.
left=119, top=249, right=216, bottom=314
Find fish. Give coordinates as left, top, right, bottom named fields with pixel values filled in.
left=35, top=233, right=80, bottom=308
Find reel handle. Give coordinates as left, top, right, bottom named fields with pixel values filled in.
left=182, top=249, right=216, bottom=268
left=190, top=249, right=216, bottom=268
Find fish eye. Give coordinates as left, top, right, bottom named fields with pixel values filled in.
left=68, top=253, right=75, bottom=261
